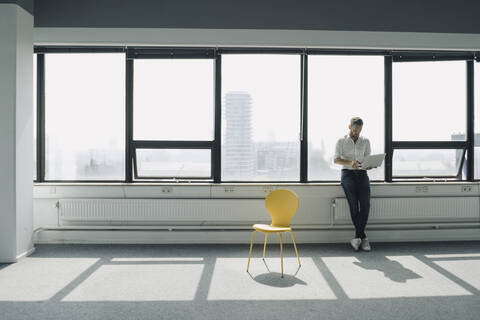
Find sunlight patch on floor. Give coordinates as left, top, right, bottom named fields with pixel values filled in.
left=63, top=263, right=204, bottom=301
left=322, top=255, right=472, bottom=299
left=0, top=258, right=99, bottom=301
left=208, top=257, right=337, bottom=300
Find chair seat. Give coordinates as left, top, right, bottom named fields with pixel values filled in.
left=253, top=224, right=291, bottom=233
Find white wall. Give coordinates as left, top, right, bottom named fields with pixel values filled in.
left=0, top=4, right=34, bottom=262
left=15, top=5, right=34, bottom=259
left=0, top=4, right=18, bottom=262
left=33, top=183, right=480, bottom=244
left=31, top=25, right=480, bottom=245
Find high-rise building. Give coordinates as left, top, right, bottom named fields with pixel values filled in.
left=223, top=92, right=255, bottom=179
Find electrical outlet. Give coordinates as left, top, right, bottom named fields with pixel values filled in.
left=263, top=186, right=275, bottom=193
left=415, top=186, right=428, bottom=193
left=461, top=185, right=472, bottom=192
left=161, top=187, right=172, bottom=193
left=224, top=187, right=235, bottom=193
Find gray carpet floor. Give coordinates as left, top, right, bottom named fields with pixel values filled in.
left=0, top=241, right=479, bottom=320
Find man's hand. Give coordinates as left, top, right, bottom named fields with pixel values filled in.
left=351, top=160, right=360, bottom=169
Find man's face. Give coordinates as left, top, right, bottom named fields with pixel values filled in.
left=349, top=124, right=363, bottom=138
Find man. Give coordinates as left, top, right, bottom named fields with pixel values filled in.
left=334, top=117, right=373, bottom=252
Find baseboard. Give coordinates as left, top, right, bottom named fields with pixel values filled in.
left=16, top=247, right=35, bottom=260
left=34, top=228, right=480, bottom=244
left=0, top=247, right=35, bottom=263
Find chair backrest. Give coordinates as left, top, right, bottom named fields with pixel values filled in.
left=265, top=189, right=299, bottom=227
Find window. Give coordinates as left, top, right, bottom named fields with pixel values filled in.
left=35, top=47, right=477, bottom=183
left=392, top=149, right=465, bottom=179
left=475, top=61, right=480, bottom=179
left=221, top=54, right=301, bottom=181
left=391, top=60, right=468, bottom=180
left=393, top=61, right=466, bottom=141
left=44, top=53, right=125, bottom=180
left=131, top=51, right=216, bottom=181
left=308, top=55, right=384, bottom=180
left=135, top=149, right=211, bottom=178
left=33, top=54, right=37, bottom=181
left=133, top=59, right=214, bottom=141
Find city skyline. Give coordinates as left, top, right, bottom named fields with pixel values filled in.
left=37, top=54, right=480, bottom=180
left=41, top=88, right=476, bottom=181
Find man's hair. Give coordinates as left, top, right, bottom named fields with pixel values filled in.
left=350, top=117, right=363, bottom=126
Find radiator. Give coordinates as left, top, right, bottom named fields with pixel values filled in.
left=59, top=199, right=266, bottom=225
left=333, top=197, right=480, bottom=223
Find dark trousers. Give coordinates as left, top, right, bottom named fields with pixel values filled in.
left=341, top=169, right=370, bottom=239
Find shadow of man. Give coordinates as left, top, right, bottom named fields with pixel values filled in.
left=354, top=255, right=422, bottom=283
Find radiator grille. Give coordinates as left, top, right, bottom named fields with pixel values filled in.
left=334, top=197, right=479, bottom=223
left=59, top=199, right=266, bottom=225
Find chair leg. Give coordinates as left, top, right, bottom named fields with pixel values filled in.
left=279, top=233, right=284, bottom=278
left=289, top=231, right=301, bottom=267
left=247, top=231, right=256, bottom=272
left=262, top=233, right=268, bottom=260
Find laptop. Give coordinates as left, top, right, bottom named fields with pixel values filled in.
left=359, top=153, right=386, bottom=169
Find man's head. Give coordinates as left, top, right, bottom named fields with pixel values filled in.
left=348, top=117, right=363, bottom=139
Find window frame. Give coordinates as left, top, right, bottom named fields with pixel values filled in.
left=387, top=56, right=474, bottom=182
left=305, top=51, right=387, bottom=183
left=35, top=53, right=44, bottom=183
left=132, top=142, right=213, bottom=180
left=391, top=143, right=467, bottom=180
left=33, top=46, right=478, bottom=184
left=219, top=50, right=304, bottom=183
left=35, top=47, right=127, bottom=183
left=127, top=47, right=219, bottom=182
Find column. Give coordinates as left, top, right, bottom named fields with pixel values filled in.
left=0, top=2, right=34, bottom=262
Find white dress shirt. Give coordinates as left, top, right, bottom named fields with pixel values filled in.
left=334, top=134, right=371, bottom=170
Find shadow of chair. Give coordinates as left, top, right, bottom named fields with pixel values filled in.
left=247, top=189, right=301, bottom=278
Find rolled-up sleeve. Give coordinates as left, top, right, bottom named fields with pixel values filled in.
left=365, top=139, right=371, bottom=157
left=334, top=139, right=342, bottom=160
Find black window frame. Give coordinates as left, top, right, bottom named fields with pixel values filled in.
left=305, top=50, right=388, bottom=183
left=218, top=49, right=304, bottom=183
left=34, top=46, right=127, bottom=183
left=387, top=53, right=475, bottom=182
left=390, top=144, right=467, bottom=180
left=127, top=47, right=219, bottom=182
left=35, top=52, right=44, bottom=183
left=33, top=46, right=479, bottom=184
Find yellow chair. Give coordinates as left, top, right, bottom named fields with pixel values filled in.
left=247, top=189, right=301, bottom=278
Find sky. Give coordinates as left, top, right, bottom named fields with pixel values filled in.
left=393, top=60, right=466, bottom=141
left=222, top=54, right=301, bottom=142
left=44, top=53, right=125, bottom=152
left=308, top=55, right=384, bottom=156
left=41, top=53, right=477, bottom=155
left=134, top=59, right=214, bottom=141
